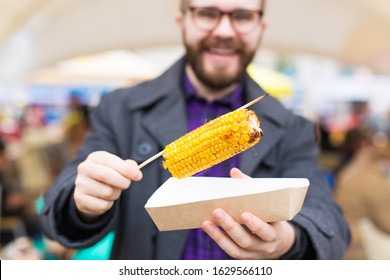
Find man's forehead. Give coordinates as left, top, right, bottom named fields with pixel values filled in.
left=189, top=0, right=262, bottom=10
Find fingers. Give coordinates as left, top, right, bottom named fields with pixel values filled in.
left=241, top=212, right=278, bottom=242
left=88, top=151, right=142, bottom=181
left=74, top=151, right=143, bottom=219
left=75, top=175, right=122, bottom=201
left=202, top=209, right=259, bottom=259
left=124, top=159, right=143, bottom=181
left=78, top=161, right=132, bottom=191
left=202, top=209, right=290, bottom=259
left=214, top=209, right=252, bottom=247
left=74, top=188, right=114, bottom=217
left=202, top=221, right=245, bottom=259
left=213, top=209, right=260, bottom=249
left=230, top=167, right=250, bottom=178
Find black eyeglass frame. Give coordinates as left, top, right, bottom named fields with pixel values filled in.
left=187, top=6, right=264, bottom=34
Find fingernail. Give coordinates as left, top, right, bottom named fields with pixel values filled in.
left=242, top=213, right=252, bottom=223
left=203, top=223, right=214, bottom=233
left=135, top=172, right=143, bottom=181
left=214, top=210, right=224, bottom=222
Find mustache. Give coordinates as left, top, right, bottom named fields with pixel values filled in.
left=203, top=38, right=242, bottom=50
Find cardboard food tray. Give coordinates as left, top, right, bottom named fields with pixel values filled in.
left=145, top=177, right=309, bottom=231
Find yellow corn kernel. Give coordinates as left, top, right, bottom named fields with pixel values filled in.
left=162, top=108, right=263, bottom=179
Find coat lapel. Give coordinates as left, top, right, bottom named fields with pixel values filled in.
left=142, top=90, right=188, bottom=148
left=126, top=57, right=189, bottom=149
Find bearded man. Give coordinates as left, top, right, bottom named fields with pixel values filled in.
left=40, top=0, right=350, bottom=260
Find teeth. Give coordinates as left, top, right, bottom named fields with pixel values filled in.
left=210, top=48, right=235, bottom=55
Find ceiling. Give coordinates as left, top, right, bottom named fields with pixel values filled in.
left=0, top=0, right=390, bottom=81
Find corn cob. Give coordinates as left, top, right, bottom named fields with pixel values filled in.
left=162, top=108, right=263, bottom=179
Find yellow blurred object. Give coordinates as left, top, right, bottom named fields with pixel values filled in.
left=247, top=63, right=293, bottom=98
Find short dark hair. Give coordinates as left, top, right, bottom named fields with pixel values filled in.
left=180, top=0, right=266, bottom=12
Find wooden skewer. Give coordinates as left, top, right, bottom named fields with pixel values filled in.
left=238, top=93, right=268, bottom=110
left=138, top=93, right=269, bottom=169
left=138, top=151, right=164, bottom=169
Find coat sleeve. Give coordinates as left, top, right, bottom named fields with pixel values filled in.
left=278, top=115, right=351, bottom=259
left=39, top=93, right=121, bottom=249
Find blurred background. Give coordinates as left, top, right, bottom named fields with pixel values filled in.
left=0, top=0, right=390, bottom=260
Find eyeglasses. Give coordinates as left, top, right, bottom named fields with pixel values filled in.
left=188, top=7, right=263, bottom=34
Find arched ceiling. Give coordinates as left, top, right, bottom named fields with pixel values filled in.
left=0, top=0, right=389, bottom=81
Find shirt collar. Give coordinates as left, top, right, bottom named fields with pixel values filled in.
left=183, top=72, right=244, bottom=109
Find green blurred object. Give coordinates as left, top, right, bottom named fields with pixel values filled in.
left=72, top=231, right=114, bottom=260
left=35, top=196, right=114, bottom=260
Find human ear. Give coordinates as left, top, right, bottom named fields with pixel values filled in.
left=260, top=17, right=268, bottom=33
left=175, top=12, right=184, bottom=30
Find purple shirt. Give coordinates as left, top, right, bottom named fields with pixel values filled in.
left=180, top=74, right=244, bottom=260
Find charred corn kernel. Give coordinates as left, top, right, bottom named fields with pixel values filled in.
left=162, top=108, right=264, bottom=179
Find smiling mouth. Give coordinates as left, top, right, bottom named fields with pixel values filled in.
left=208, top=48, right=237, bottom=55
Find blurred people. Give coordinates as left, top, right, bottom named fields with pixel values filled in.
left=0, top=139, right=24, bottom=215
left=333, top=126, right=373, bottom=177
left=40, top=0, right=350, bottom=260
left=62, top=92, right=90, bottom=159
left=1, top=237, right=41, bottom=260
left=335, top=128, right=390, bottom=259
left=0, top=138, right=27, bottom=245
left=347, top=101, right=370, bottom=131
left=21, top=105, right=46, bottom=129
left=34, top=237, right=75, bottom=260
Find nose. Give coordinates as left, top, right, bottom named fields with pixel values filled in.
left=212, top=14, right=236, bottom=37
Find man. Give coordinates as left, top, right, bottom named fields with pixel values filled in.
left=40, top=0, right=350, bottom=259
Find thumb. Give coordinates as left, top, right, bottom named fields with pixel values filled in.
left=230, top=167, right=251, bottom=178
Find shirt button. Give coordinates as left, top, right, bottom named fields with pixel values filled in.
left=138, top=142, right=153, bottom=156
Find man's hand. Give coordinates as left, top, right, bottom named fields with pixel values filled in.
left=201, top=167, right=296, bottom=259
left=74, top=151, right=142, bottom=220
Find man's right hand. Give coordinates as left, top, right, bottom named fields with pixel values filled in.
left=74, top=151, right=143, bottom=221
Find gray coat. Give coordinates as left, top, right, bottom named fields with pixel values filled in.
left=40, top=58, right=350, bottom=259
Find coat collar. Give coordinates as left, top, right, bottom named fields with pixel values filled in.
left=126, top=57, right=186, bottom=112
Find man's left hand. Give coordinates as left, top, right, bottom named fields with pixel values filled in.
left=201, top=168, right=296, bottom=259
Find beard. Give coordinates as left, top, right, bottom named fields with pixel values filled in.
left=184, top=34, right=256, bottom=90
